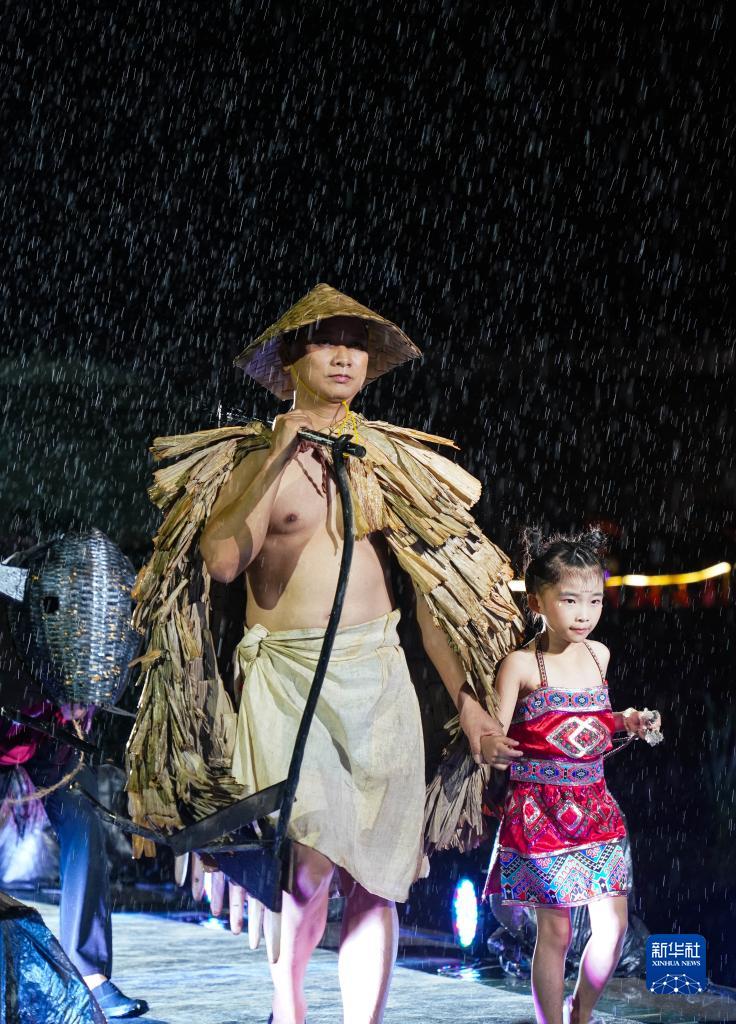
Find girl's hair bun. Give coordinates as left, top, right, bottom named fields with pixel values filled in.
left=519, top=525, right=546, bottom=574
left=521, top=524, right=608, bottom=596
left=574, top=526, right=608, bottom=559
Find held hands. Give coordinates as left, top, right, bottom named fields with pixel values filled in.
left=480, top=731, right=524, bottom=768
left=458, top=695, right=522, bottom=767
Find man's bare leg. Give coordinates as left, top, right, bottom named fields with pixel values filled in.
left=337, top=869, right=399, bottom=1024
left=270, top=843, right=334, bottom=1024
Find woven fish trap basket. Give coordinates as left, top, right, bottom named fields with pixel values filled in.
left=7, top=529, right=140, bottom=706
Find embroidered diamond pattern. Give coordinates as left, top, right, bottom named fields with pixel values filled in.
left=522, top=792, right=550, bottom=840
left=546, top=716, right=609, bottom=757
left=522, top=793, right=543, bottom=826
left=556, top=799, right=588, bottom=835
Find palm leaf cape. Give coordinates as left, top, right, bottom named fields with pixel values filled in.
left=126, top=416, right=523, bottom=860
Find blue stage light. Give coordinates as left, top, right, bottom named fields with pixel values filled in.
left=452, top=877, right=478, bottom=948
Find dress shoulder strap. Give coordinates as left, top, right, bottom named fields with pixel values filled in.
left=534, top=638, right=549, bottom=688
left=583, top=641, right=605, bottom=682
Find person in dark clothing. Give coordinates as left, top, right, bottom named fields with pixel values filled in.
left=0, top=703, right=149, bottom=1020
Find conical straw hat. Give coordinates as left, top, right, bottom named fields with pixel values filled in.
left=233, top=283, right=422, bottom=399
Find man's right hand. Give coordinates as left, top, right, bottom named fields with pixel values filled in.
left=269, top=410, right=317, bottom=461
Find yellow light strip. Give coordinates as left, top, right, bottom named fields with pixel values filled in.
left=607, top=562, right=732, bottom=587
left=508, top=562, right=732, bottom=592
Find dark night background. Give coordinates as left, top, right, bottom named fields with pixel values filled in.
left=1, top=0, right=734, bottom=988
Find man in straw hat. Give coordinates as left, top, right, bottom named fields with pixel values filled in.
left=127, top=283, right=523, bottom=1023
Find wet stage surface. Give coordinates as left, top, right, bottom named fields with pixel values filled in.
left=26, top=896, right=736, bottom=1024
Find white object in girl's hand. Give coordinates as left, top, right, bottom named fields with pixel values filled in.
left=640, top=707, right=663, bottom=746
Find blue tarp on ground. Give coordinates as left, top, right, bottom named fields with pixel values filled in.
left=0, top=891, right=104, bottom=1024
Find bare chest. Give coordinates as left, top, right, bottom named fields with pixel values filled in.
left=269, top=452, right=340, bottom=536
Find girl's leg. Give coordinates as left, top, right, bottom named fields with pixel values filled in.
left=337, top=868, right=399, bottom=1024
left=569, top=895, right=628, bottom=1024
left=270, top=843, right=335, bottom=1024
left=532, top=906, right=573, bottom=1024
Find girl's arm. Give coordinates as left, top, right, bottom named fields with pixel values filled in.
left=612, top=711, right=629, bottom=732
left=612, top=708, right=662, bottom=738
left=480, top=653, right=525, bottom=767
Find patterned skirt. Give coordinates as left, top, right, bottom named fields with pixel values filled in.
left=484, top=767, right=629, bottom=907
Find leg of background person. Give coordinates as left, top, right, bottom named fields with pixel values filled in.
left=336, top=869, right=398, bottom=1024
left=569, top=896, right=628, bottom=1024
left=41, top=762, right=113, bottom=984
left=532, top=905, right=573, bottom=1024
left=269, top=842, right=334, bottom=1024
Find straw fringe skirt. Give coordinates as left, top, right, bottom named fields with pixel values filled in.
left=231, top=609, right=425, bottom=902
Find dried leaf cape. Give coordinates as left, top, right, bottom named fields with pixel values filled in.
left=126, top=416, right=524, bottom=859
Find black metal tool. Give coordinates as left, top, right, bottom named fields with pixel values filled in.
left=70, top=783, right=168, bottom=844
left=296, top=427, right=366, bottom=459
left=73, top=779, right=291, bottom=900
left=0, top=706, right=100, bottom=758
left=274, top=432, right=357, bottom=851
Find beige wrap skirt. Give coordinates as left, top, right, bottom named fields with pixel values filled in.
left=230, top=609, right=426, bottom=902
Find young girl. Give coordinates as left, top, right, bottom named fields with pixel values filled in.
left=481, top=528, right=661, bottom=1024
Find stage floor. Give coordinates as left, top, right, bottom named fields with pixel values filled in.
left=27, top=898, right=736, bottom=1024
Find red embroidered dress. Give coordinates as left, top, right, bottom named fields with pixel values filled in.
left=484, top=642, right=628, bottom=907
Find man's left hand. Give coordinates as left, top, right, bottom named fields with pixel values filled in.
left=459, top=697, right=504, bottom=764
